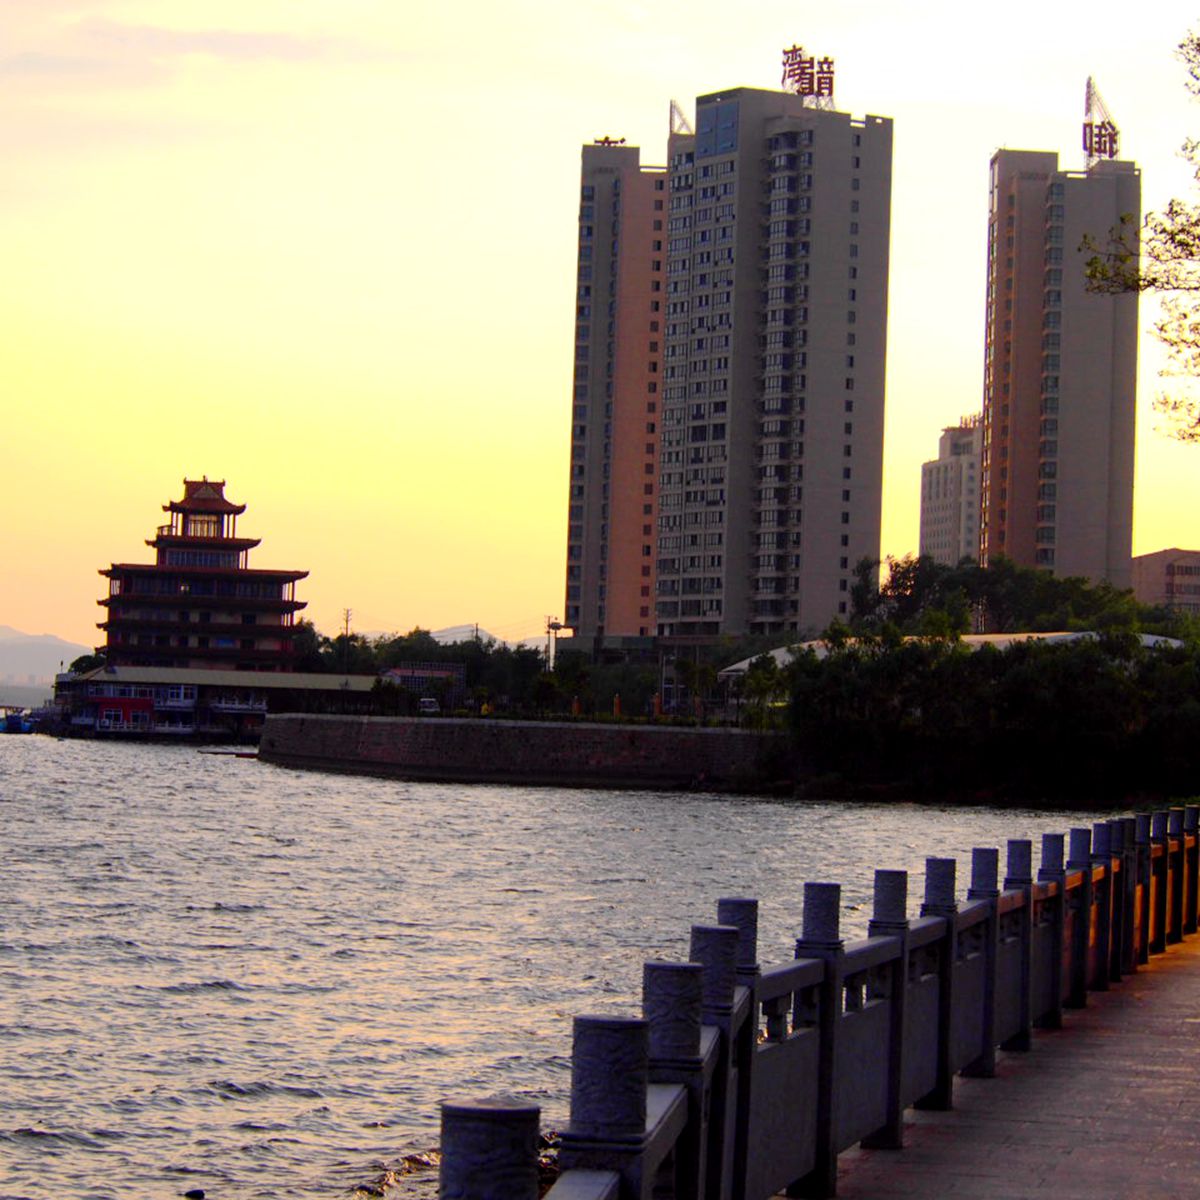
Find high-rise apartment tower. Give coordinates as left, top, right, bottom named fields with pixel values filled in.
left=978, top=150, right=1139, bottom=588
left=564, top=143, right=666, bottom=641
left=655, top=88, right=892, bottom=639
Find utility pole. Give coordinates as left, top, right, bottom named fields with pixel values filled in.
left=342, top=608, right=352, bottom=674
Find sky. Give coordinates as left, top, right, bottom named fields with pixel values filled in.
left=3, top=0, right=1198, bottom=647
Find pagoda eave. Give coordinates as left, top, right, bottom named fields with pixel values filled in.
left=145, top=535, right=262, bottom=550
left=99, top=595, right=307, bottom=612
left=163, top=499, right=246, bottom=516
left=101, top=563, right=309, bottom=581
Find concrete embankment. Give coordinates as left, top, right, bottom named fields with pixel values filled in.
left=258, top=713, right=792, bottom=793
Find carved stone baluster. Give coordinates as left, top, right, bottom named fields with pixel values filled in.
left=440, top=1099, right=541, bottom=1200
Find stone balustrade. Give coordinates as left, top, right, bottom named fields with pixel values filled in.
left=438, top=806, right=1200, bottom=1200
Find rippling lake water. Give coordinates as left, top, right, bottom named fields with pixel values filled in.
left=3, top=737, right=1103, bottom=1198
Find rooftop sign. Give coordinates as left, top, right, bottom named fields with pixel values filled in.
left=781, top=45, right=834, bottom=98
left=1082, top=119, right=1119, bottom=160
left=1083, top=78, right=1119, bottom=163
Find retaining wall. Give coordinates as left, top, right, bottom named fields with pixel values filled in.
left=258, top=714, right=791, bottom=792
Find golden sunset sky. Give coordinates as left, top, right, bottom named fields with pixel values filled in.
left=3, top=0, right=1197, bottom=647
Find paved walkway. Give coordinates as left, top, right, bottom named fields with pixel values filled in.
left=835, top=938, right=1200, bottom=1199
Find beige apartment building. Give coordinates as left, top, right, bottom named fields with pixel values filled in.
left=920, top=418, right=981, bottom=565
left=564, top=143, right=665, bottom=641
left=979, top=150, right=1139, bottom=589
left=655, top=88, right=893, bottom=639
left=1132, top=549, right=1200, bottom=615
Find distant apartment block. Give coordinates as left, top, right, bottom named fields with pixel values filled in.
left=978, top=150, right=1139, bottom=588
left=1133, top=549, right=1200, bottom=615
left=919, top=417, right=981, bottom=565
left=564, top=143, right=666, bottom=642
left=99, top=478, right=308, bottom=671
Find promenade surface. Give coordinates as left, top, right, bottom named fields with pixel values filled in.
left=834, top=936, right=1200, bottom=1199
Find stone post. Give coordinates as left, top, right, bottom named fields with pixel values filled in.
left=644, top=962, right=703, bottom=1062
left=643, top=962, right=705, bottom=1200
left=1090, top=822, right=1112, bottom=991
left=1002, top=839, right=1034, bottom=1052
left=1117, top=817, right=1139, bottom=975
left=862, top=869, right=909, bottom=1150
left=717, top=897, right=760, bottom=1200
left=440, top=1099, right=541, bottom=1200
left=717, top=897, right=760, bottom=985
left=1036, top=833, right=1066, bottom=1030
left=1169, top=808, right=1186, bottom=943
left=558, top=1016, right=649, bottom=1191
left=1151, top=811, right=1169, bottom=954
left=963, top=848, right=1000, bottom=1078
left=1136, top=813, right=1153, bottom=964
left=1105, top=820, right=1128, bottom=981
left=1185, top=807, right=1200, bottom=936
left=916, top=858, right=957, bottom=1111
left=791, top=882, right=845, bottom=1198
left=690, top=924, right=739, bottom=1200
left=1065, top=828, right=1093, bottom=1007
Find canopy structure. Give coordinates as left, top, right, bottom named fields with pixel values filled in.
left=716, top=631, right=1184, bottom=680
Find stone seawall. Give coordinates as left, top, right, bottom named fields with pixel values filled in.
left=259, top=714, right=792, bottom=793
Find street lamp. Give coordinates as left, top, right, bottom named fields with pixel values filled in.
left=545, top=617, right=563, bottom=670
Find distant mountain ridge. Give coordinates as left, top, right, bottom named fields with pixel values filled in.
left=0, top=627, right=92, bottom=685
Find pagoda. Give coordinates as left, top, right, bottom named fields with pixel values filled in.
left=98, top=478, right=308, bottom=671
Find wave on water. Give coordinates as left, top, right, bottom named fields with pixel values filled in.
left=206, top=1080, right=325, bottom=1100
left=159, top=979, right=246, bottom=993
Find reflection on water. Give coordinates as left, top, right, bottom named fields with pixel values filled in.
left=1, top=737, right=1100, bottom=1197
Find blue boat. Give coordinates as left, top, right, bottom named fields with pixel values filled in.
left=2, top=708, right=34, bottom=734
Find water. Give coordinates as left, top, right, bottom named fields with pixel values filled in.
left=2, top=737, right=1101, bottom=1198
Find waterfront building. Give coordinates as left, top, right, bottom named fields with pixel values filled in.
left=56, top=665, right=377, bottom=739
left=565, top=142, right=666, bottom=643
left=565, top=84, right=893, bottom=645
left=98, top=478, right=308, bottom=670
left=978, top=150, right=1139, bottom=588
left=1132, top=548, right=1200, bottom=615
left=919, top=417, right=981, bottom=565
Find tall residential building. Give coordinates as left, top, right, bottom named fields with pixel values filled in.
left=655, top=88, right=892, bottom=639
left=919, top=417, right=981, bottom=565
left=978, top=150, right=1139, bottom=589
left=564, top=143, right=666, bottom=642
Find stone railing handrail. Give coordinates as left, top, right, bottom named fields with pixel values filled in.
left=438, top=807, right=1200, bottom=1199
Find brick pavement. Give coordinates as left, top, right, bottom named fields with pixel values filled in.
left=835, top=937, right=1200, bottom=1199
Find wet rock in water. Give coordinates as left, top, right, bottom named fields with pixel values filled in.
left=183, top=1191, right=205, bottom=1199
left=400, top=1152, right=440, bottom=1173
left=538, top=1130, right=561, bottom=1195
left=355, top=1152, right=442, bottom=1197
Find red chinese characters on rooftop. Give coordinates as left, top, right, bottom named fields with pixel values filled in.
left=781, top=45, right=834, bottom=97
left=1082, top=120, right=1119, bottom=160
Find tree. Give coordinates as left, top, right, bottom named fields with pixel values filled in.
left=1084, top=30, right=1200, bottom=439
left=291, top=619, right=327, bottom=672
